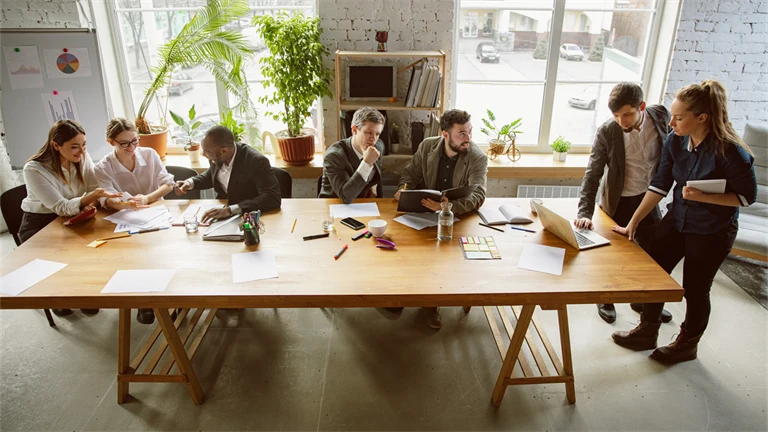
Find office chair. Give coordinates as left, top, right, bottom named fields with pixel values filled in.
left=271, top=167, right=292, bottom=199
left=164, top=166, right=201, bottom=200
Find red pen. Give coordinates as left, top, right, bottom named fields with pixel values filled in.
left=334, top=244, right=349, bottom=260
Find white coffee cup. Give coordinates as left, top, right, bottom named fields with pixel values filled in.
left=530, top=198, right=543, bottom=214
left=368, top=219, right=387, bottom=237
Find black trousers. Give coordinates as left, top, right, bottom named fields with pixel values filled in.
left=18, top=211, right=58, bottom=244
left=611, top=192, right=661, bottom=254
left=643, top=213, right=737, bottom=336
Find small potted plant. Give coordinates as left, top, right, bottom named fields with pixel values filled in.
left=252, top=11, right=333, bottom=165
left=481, top=109, right=522, bottom=162
left=170, top=105, right=204, bottom=163
left=550, top=136, right=571, bottom=162
left=219, top=109, right=246, bottom=142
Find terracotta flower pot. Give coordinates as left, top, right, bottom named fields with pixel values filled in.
left=276, top=128, right=316, bottom=166
left=139, top=129, right=169, bottom=161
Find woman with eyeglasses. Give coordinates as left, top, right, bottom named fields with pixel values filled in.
left=20, top=120, right=121, bottom=316
left=94, top=118, right=175, bottom=211
left=93, top=117, right=175, bottom=325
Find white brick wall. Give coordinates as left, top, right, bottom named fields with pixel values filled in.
left=664, top=0, right=768, bottom=130
left=318, top=0, right=455, bottom=147
left=0, top=0, right=83, bottom=231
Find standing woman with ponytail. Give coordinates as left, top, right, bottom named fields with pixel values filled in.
left=20, top=120, right=120, bottom=316
left=611, top=80, right=757, bottom=364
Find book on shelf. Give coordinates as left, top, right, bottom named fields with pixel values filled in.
left=412, top=63, right=431, bottom=107
left=405, top=61, right=423, bottom=107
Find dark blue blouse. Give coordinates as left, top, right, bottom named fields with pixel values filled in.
left=648, top=132, right=757, bottom=235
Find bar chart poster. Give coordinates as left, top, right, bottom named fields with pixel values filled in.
left=43, top=47, right=92, bottom=79
left=3, top=46, right=44, bottom=89
left=41, top=90, right=80, bottom=126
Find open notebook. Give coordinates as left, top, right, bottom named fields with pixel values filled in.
left=397, top=185, right=478, bottom=213
left=478, top=204, right=533, bottom=225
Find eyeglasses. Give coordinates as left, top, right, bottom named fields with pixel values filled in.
left=116, top=137, right=140, bottom=148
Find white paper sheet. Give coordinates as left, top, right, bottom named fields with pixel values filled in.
left=43, top=47, right=92, bottom=79
left=101, top=269, right=175, bottom=293
left=104, top=206, right=169, bottom=230
left=3, top=46, right=44, bottom=89
left=232, top=251, right=279, bottom=283
left=0, top=259, right=67, bottom=296
left=517, top=244, right=565, bottom=276
left=41, top=90, right=80, bottom=126
left=328, top=203, right=380, bottom=219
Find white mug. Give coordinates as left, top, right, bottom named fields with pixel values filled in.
left=530, top=198, right=543, bottom=214
left=368, top=219, right=387, bottom=237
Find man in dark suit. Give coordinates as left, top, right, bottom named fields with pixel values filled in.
left=175, top=125, right=281, bottom=223
left=575, top=82, right=672, bottom=324
left=319, top=107, right=385, bottom=202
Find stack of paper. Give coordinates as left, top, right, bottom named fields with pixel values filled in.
left=328, top=203, right=380, bottom=219
left=104, top=205, right=173, bottom=233
left=393, top=212, right=459, bottom=230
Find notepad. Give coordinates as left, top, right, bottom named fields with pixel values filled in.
left=478, top=204, right=532, bottom=225
left=686, top=179, right=726, bottom=194
left=0, top=259, right=67, bottom=296
left=517, top=244, right=565, bottom=276
left=101, top=269, right=175, bottom=293
left=231, top=251, right=279, bottom=283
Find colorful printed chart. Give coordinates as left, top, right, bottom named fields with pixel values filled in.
left=56, top=52, right=79, bottom=74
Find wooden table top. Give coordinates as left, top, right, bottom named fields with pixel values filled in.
left=0, top=198, right=683, bottom=309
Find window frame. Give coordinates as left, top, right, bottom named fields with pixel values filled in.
left=105, top=1, right=318, bottom=153
left=451, top=0, right=670, bottom=154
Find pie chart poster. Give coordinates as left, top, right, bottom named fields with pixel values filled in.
left=43, top=47, right=92, bottom=79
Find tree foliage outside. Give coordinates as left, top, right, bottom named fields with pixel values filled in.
left=533, top=37, right=548, bottom=60
left=589, top=35, right=605, bottom=62
left=252, top=11, right=332, bottom=138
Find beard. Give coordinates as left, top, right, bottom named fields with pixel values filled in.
left=622, top=112, right=644, bottom=133
left=447, top=136, right=470, bottom=154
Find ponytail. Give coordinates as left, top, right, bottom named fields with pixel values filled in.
left=676, top=80, right=753, bottom=156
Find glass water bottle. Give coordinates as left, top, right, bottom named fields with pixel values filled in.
left=437, top=201, right=454, bottom=241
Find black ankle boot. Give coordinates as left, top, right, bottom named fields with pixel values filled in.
left=612, top=314, right=661, bottom=350
left=80, top=309, right=99, bottom=315
left=137, top=309, right=155, bottom=324
left=52, top=309, right=72, bottom=317
left=650, top=326, right=702, bottom=364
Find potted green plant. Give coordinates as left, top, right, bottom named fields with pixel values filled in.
left=170, top=105, right=204, bottom=163
left=219, top=109, right=246, bottom=142
left=252, top=11, right=333, bottom=165
left=480, top=109, right=523, bottom=162
left=134, top=0, right=255, bottom=160
left=550, top=136, right=572, bottom=162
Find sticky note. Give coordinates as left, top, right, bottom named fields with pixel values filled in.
left=479, top=244, right=490, bottom=251
left=461, top=237, right=468, bottom=244
left=87, top=240, right=106, bottom=248
left=463, top=244, right=480, bottom=252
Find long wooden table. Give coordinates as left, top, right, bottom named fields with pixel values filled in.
left=0, top=198, right=683, bottom=406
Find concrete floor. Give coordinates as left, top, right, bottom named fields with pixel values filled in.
left=1, top=231, right=766, bottom=432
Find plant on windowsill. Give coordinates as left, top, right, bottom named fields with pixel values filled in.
left=550, top=136, right=572, bottom=162
left=252, top=11, right=333, bottom=166
left=170, top=105, right=204, bottom=163
left=481, top=109, right=522, bottom=162
left=133, top=0, right=256, bottom=161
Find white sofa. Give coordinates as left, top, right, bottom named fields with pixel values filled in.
left=734, top=123, right=768, bottom=260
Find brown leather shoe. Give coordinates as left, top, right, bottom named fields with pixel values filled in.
left=650, top=326, right=701, bottom=364
left=424, top=307, right=442, bottom=329
left=612, top=314, right=661, bottom=350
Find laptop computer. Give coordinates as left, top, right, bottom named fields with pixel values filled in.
left=532, top=201, right=610, bottom=250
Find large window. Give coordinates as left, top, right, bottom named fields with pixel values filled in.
left=109, top=0, right=316, bottom=150
left=455, top=0, right=663, bottom=152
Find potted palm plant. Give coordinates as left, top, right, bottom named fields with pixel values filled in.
left=550, top=136, right=572, bottom=162
left=134, top=0, right=256, bottom=160
left=252, top=11, right=333, bottom=165
left=170, top=105, right=205, bottom=163
left=481, top=109, right=523, bottom=162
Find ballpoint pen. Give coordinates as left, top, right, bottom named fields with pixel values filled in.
left=479, top=223, right=504, bottom=233
left=508, top=225, right=536, bottom=234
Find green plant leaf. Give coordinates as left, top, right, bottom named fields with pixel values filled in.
left=169, top=110, right=185, bottom=127
left=486, top=109, right=496, bottom=121
left=188, top=104, right=196, bottom=121
left=482, top=118, right=494, bottom=131
left=190, top=120, right=203, bottom=131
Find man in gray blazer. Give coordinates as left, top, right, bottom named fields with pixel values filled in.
left=394, top=109, right=488, bottom=329
left=575, top=82, right=672, bottom=324
left=319, top=107, right=385, bottom=202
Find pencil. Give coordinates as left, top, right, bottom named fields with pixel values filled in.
left=333, top=225, right=341, bottom=240
left=508, top=225, right=536, bottom=234
left=479, top=223, right=504, bottom=233
left=291, top=218, right=297, bottom=233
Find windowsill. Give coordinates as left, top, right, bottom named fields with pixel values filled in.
left=164, top=153, right=589, bottom=180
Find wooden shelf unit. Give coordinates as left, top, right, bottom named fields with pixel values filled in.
left=334, top=50, right=447, bottom=141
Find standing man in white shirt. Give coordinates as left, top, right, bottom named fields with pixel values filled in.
left=574, top=82, right=673, bottom=324
left=318, top=107, right=385, bottom=202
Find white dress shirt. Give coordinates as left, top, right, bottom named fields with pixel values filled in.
left=622, top=111, right=660, bottom=197
left=21, top=152, right=99, bottom=216
left=184, top=145, right=241, bottom=215
left=352, top=142, right=375, bottom=182
left=94, top=146, right=175, bottom=206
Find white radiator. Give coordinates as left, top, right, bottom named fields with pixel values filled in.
left=516, top=185, right=582, bottom=198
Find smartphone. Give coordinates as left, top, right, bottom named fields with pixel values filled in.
left=340, top=217, right=366, bottom=230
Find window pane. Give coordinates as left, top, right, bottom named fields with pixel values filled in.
left=556, top=10, right=653, bottom=82
left=456, top=83, right=543, bottom=146
left=457, top=9, right=553, bottom=82
left=549, top=83, right=617, bottom=146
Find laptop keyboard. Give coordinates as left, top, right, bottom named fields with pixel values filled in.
left=574, top=230, right=596, bottom=247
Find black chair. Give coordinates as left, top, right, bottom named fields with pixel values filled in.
left=271, top=167, right=292, bottom=199
left=164, top=166, right=201, bottom=200
left=316, top=176, right=323, bottom=197
left=1, top=185, right=56, bottom=327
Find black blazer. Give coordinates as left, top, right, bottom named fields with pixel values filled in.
left=189, top=142, right=281, bottom=213
left=318, top=137, right=384, bottom=203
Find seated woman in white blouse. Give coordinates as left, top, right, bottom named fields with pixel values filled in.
left=20, top=119, right=120, bottom=317
left=94, top=117, right=175, bottom=211
left=94, top=117, right=175, bottom=325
